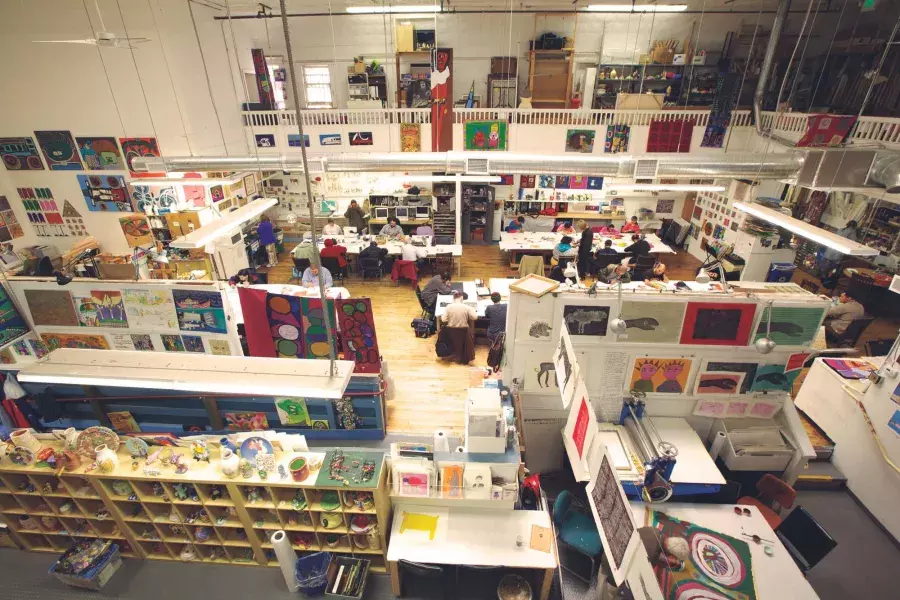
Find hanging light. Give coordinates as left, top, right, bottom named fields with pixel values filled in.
left=755, top=300, right=777, bottom=354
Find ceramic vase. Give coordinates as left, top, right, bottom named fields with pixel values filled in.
left=366, top=527, right=381, bottom=550
left=10, top=429, right=40, bottom=452
left=95, top=444, right=119, bottom=474
left=220, top=449, right=239, bottom=479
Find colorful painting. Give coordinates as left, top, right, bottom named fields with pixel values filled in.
left=172, top=290, right=227, bottom=334
left=287, top=134, right=310, bottom=147
left=400, top=123, right=421, bottom=152
left=888, top=410, right=900, bottom=437
left=649, top=510, right=757, bottom=600
left=349, top=132, right=373, bottom=146
left=119, top=214, right=154, bottom=247
left=123, top=289, right=178, bottom=330
left=681, top=302, right=757, bottom=346
left=34, top=130, right=83, bottom=170
left=60, top=201, right=87, bottom=237
left=753, top=305, right=826, bottom=347
left=0, top=196, right=25, bottom=241
left=796, top=114, right=857, bottom=148
left=629, top=357, right=693, bottom=394
left=266, top=293, right=305, bottom=358
left=0, top=286, right=28, bottom=346
left=696, top=373, right=745, bottom=395
left=243, top=174, right=257, bottom=197
left=17, top=187, right=66, bottom=237
left=108, top=411, right=141, bottom=433
left=301, top=297, right=337, bottom=360
left=464, top=120, right=507, bottom=151
left=587, top=176, right=603, bottom=190
left=656, top=199, right=675, bottom=214
left=275, top=397, right=310, bottom=426
left=604, top=125, right=630, bottom=154
left=565, top=129, right=595, bottom=153
left=538, top=175, right=555, bottom=188
left=182, top=335, right=205, bottom=353
left=701, top=115, right=729, bottom=149
left=430, top=47, right=453, bottom=151
left=72, top=294, right=99, bottom=327
left=85, top=290, right=127, bottom=328
left=130, top=183, right=177, bottom=213
left=160, top=334, right=185, bottom=352
left=24, top=289, right=78, bottom=326
left=0, top=348, right=14, bottom=364
left=41, top=333, right=110, bottom=351
left=75, top=137, right=124, bottom=170
left=11, top=340, right=30, bottom=357
left=320, top=134, right=341, bottom=146
left=556, top=176, right=570, bottom=189
left=131, top=334, right=154, bottom=351
left=119, top=137, right=162, bottom=177
left=78, top=174, right=131, bottom=212
left=208, top=339, right=231, bottom=355
left=223, top=412, right=269, bottom=431
left=618, top=301, right=686, bottom=344
left=28, top=339, right=49, bottom=358
left=0, top=137, right=44, bottom=170
left=750, top=364, right=790, bottom=392
left=335, top=298, right=381, bottom=373
left=209, top=185, right=225, bottom=203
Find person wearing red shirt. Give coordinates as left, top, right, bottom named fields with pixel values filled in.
left=621, top=216, right=641, bottom=234
left=319, top=238, right=347, bottom=276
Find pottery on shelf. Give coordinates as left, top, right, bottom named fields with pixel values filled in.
left=320, top=512, right=342, bottom=530
left=366, top=527, right=382, bottom=550
left=95, top=444, right=119, bottom=474
left=289, top=457, right=309, bottom=483
left=180, top=546, right=197, bottom=561
left=10, top=429, right=40, bottom=452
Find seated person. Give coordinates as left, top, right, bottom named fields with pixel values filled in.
left=624, top=234, right=651, bottom=262
left=484, top=292, right=507, bottom=343
left=301, top=263, right=334, bottom=289
left=359, top=240, right=391, bottom=273
left=291, top=239, right=317, bottom=277
left=599, top=224, right=619, bottom=235
left=644, top=262, right=668, bottom=282
left=400, top=236, right=427, bottom=264
left=380, top=218, right=404, bottom=239
left=415, top=224, right=434, bottom=236
left=597, top=262, right=632, bottom=284
left=594, top=239, right=619, bottom=263
left=438, top=291, right=477, bottom=365
left=556, top=221, right=576, bottom=235
left=321, top=218, right=342, bottom=236
left=824, top=292, right=865, bottom=342
left=421, top=271, right=453, bottom=312
left=622, top=215, right=641, bottom=234
left=319, top=238, right=348, bottom=274
left=506, top=216, right=526, bottom=233
left=552, top=235, right=578, bottom=265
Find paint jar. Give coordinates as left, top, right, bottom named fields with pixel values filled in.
left=289, top=457, right=309, bottom=483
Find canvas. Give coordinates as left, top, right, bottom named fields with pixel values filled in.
left=335, top=299, right=381, bottom=373
left=131, top=334, right=154, bottom=351
left=681, top=302, right=757, bottom=346
left=618, top=300, right=686, bottom=343
left=753, top=305, right=825, bottom=347
left=25, top=289, right=79, bottom=326
left=464, top=120, right=507, bottom=151
left=119, top=214, right=154, bottom=247
left=130, top=183, right=177, bottom=213
left=61, top=200, right=87, bottom=236
left=78, top=174, right=131, bottom=212
left=41, top=333, right=110, bottom=351
left=750, top=364, right=790, bottom=392
left=604, top=125, right=630, bottom=153
left=0, top=137, right=44, bottom=170
left=266, top=293, right=305, bottom=358
left=119, top=137, right=162, bottom=177
left=34, top=130, right=83, bottom=170
left=400, top=123, right=421, bottom=152
left=161, top=334, right=186, bottom=352
left=255, top=134, right=276, bottom=148
left=320, top=133, right=341, bottom=146
left=629, top=357, right=693, bottom=394
left=75, top=137, right=124, bottom=170
left=172, top=290, right=227, bottom=334
left=562, top=304, right=611, bottom=337
left=349, top=132, right=373, bottom=146
left=565, top=129, right=595, bottom=153
left=301, top=297, right=337, bottom=360
left=123, top=289, right=178, bottom=330
left=224, top=412, right=269, bottom=431
left=0, top=286, right=28, bottom=347
left=287, top=134, right=310, bottom=147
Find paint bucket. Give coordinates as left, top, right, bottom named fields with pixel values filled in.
left=290, top=457, right=310, bottom=482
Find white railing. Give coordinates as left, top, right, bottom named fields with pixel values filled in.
left=451, top=108, right=719, bottom=127
left=242, top=108, right=430, bottom=128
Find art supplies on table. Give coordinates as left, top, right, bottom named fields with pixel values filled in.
left=822, top=358, right=876, bottom=379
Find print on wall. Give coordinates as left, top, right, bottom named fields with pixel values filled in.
left=119, top=137, right=163, bottom=177
left=0, top=196, right=25, bottom=241
left=753, top=305, right=826, bottom=347
left=400, top=123, right=421, bottom=152
left=119, top=214, right=154, bottom=247
left=131, top=334, right=154, bottom=351
left=24, top=289, right=79, bottom=326
left=515, top=307, right=553, bottom=342
left=18, top=187, right=65, bottom=237
left=172, top=290, right=227, bottom=334
left=78, top=175, right=131, bottom=212
left=131, top=184, right=177, bottom=213
left=629, top=357, right=693, bottom=394
left=0, top=286, right=28, bottom=347
left=750, top=364, right=790, bottom=392
left=349, top=132, right=373, bottom=146
left=75, top=137, right=124, bottom=170
left=91, top=290, right=129, bottom=328
left=62, top=201, right=87, bottom=237
left=701, top=360, right=760, bottom=394
left=565, top=129, right=595, bottom=153
left=320, top=134, right=341, bottom=146
left=161, top=334, right=186, bottom=352
left=680, top=302, right=757, bottom=346
left=34, top=130, right=83, bottom=170
left=123, top=289, right=178, bottom=330
left=562, top=304, right=610, bottom=337
left=335, top=298, right=381, bottom=373
left=41, top=333, right=110, bottom=351
left=0, top=137, right=44, bottom=170
left=524, top=352, right=559, bottom=391
left=287, top=134, right=310, bottom=147
left=695, top=372, right=745, bottom=395
left=243, top=174, right=257, bottom=197
left=604, top=125, right=629, bottom=154
left=618, top=300, right=686, bottom=343
left=464, top=121, right=507, bottom=150
left=255, top=134, right=276, bottom=148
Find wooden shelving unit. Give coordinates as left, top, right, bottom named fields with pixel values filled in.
left=528, top=12, right=577, bottom=108
left=0, top=445, right=390, bottom=572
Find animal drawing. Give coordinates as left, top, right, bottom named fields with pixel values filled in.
left=755, top=372, right=787, bottom=386
left=625, top=317, right=660, bottom=331
left=528, top=321, right=552, bottom=338
left=557, top=337, right=572, bottom=385
left=535, top=362, right=557, bottom=388
left=563, top=307, right=609, bottom=335
left=698, top=378, right=738, bottom=391
left=769, top=322, right=804, bottom=335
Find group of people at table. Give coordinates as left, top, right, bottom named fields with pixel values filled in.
left=508, top=215, right=668, bottom=284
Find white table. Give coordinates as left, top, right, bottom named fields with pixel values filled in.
left=654, top=418, right=726, bottom=488
left=309, top=237, right=463, bottom=275
left=629, top=502, right=819, bottom=600
left=434, top=279, right=516, bottom=319
left=225, top=283, right=350, bottom=324
left=387, top=504, right=557, bottom=599
left=499, top=232, right=673, bottom=255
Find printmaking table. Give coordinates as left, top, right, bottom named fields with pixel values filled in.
left=499, top=232, right=673, bottom=270
left=224, top=283, right=350, bottom=325
left=311, top=237, right=463, bottom=276
left=434, top=278, right=516, bottom=319
left=387, top=504, right=558, bottom=600
left=629, top=502, right=819, bottom=600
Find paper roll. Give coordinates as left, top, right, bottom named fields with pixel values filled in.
left=708, top=431, right=727, bottom=460
left=271, top=530, right=299, bottom=592
left=434, top=430, right=450, bottom=453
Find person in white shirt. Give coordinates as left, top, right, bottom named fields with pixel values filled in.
left=400, top=236, right=427, bottom=265
left=321, top=219, right=342, bottom=236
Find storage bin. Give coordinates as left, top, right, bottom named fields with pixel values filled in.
left=712, top=418, right=796, bottom=472
left=50, top=543, right=121, bottom=591
left=325, top=556, right=371, bottom=599
left=766, top=262, right=797, bottom=283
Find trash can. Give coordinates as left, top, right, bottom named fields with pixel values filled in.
left=766, top=262, right=797, bottom=283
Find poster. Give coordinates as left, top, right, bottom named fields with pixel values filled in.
left=209, top=339, right=231, bottom=355
left=0, top=349, right=15, bottom=364
left=680, top=302, right=757, bottom=346
left=123, top=289, right=178, bottom=330
left=565, top=129, right=595, bottom=153
left=0, top=286, right=28, bottom=347
left=172, top=289, right=227, bottom=334
left=75, top=137, right=124, bottom=170
left=750, top=364, right=790, bottom=392
left=224, top=412, right=269, bottom=431
left=320, top=134, right=341, bottom=146
left=161, top=334, right=186, bottom=352
left=62, top=201, right=87, bottom=236
left=335, top=299, right=381, bottom=373
left=90, top=290, right=128, bottom=328
left=562, top=304, right=612, bottom=337
left=183, top=335, right=205, bottom=353
left=131, top=334, right=154, bottom=351
left=572, top=396, right=590, bottom=458
left=604, top=125, right=629, bottom=153
left=0, top=137, right=44, bottom=170
left=267, top=293, right=305, bottom=358
left=78, top=174, right=131, bottom=211
left=255, top=134, right=276, bottom=148
left=130, top=183, right=177, bottom=213
left=119, top=214, right=154, bottom=247
left=119, top=137, right=162, bottom=177
left=629, top=357, right=693, bottom=394
left=243, top=174, right=257, bottom=196
left=276, top=397, right=311, bottom=426
left=400, top=123, right=421, bottom=152
left=515, top=307, right=554, bottom=342
left=889, top=410, right=900, bottom=437
left=701, top=361, right=759, bottom=395
left=464, top=120, right=507, bottom=150
left=34, top=130, right=83, bottom=170
left=287, top=134, right=310, bottom=147
left=523, top=352, right=559, bottom=392
left=618, top=301, right=686, bottom=344
left=656, top=199, right=675, bottom=214
left=0, top=196, right=25, bottom=241
left=753, top=305, right=826, bottom=347
left=553, top=328, right=579, bottom=408
left=24, top=289, right=79, bottom=326
left=17, top=187, right=66, bottom=237
left=586, top=451, right=639, bottom=586
left=349, top=132, right=373, bottom=146
left=109, top=333, right=135, bottom=350
left=695, top=372, right=745, bottom=395
left=11, top=341, right=30, bottom=357
left=41, top=333, right=110, bottom=351
left=108, top=411, right=141, bottom=433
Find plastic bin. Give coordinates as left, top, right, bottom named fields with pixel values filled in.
left=50, top=543, right=121, bottom=591
left=766, top=262, right=797, bottom=283
left=296, top=551, right=333, bottom=596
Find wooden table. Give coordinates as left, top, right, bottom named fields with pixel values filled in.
left=387, top=504, right=557, bottom=600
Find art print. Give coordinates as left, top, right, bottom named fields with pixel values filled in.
left=750, top=364, right=790, bottom=392
left=210, top=185, right=225, bottom=203
left=11, top=340, right=31, bottom=357
left=400, top=123, right=421, bottom=152
left=41, top=333, right=109, bottom=351
left=78, top=174, right=131, bottom=212
left=72, top=294, right=99, bottom=327
left=0, top=137, right=44, bottom=170
left=161, top=334, right=185, bottom=352
left=696, top=372, right=745, bottom=395
left=75, top=137, right=124, bottom=170
left=656, top=198, right=675, bottom=214
left=24, top=289, right=79, bottom=327
left=618, top=301, right=686, bottom=344
left=119, top=214, right=153, bottom=247
left=62, top=201, right=87, bottom=237
left=123, top=289, right=178, bottom=330
left=553, top=329, right=579, bottom=407
left=182, top=335, right=205, bottom=353
left=562, top=304, right=611, bottom=337
left=255, top=134, right=276, bottom=148
left=209, top=339, right=231, bottom=355
left=320, top=134, right=341, bottom=146
left=34, top=130, right=83, bottom=170
left=0, top=348, right=14, bottom=364
left=349, top=132, right=373, bottom=146
left=300, top=297, right=337, bottom=360
left=0, top=286, right=29, bottom=346
left=569, top=176, right=587, bottom=189
left=335, top=299, right=381, bottom=373
left=524, top=352, right=558, bottom=392
left=130, top=183, right=177, bottom=214
left=108, top=411, right=141, bottom=433
left=556, top=176, right=570, bottom=189
left=119, top=137, right=163, bottom=177
left=131, top=334, right=154, bottom=351
left=172, top=290, right=227, bottom=334
left=464, top=120, right=506, bottom=151
left=28, top=339, right=50, bottom=358
left=0, top=196, right=25, bottom=241
left=565, top=129, right=595, bottom=153
left=587, top=176, right=603, bottom=190
left=680, top=302, right=756, bottom=346
left=752, top=305, right=826, bottom=347
left=515, top=307, right=553, bottom=342
left=585, top=451, right=639, bottom=586
left=88, top=290, right=128, bottom=328
left=538, top=175, right=555, bottom=188
left=275, top=397, right=310, bottom=426
left=702, top=361, right=759, bottom=394
left=243, top=174, right=257, bottom=196
left=223, top=412, right=269, bottom=431
left=604, top=124, right=629, bottom=154
left=629, top=357, right=692, bottom=395
left=287, top=134, right=310, bottom=147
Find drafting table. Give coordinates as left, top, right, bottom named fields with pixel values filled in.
left=387, top=504, right=557, bottom=600
left=309, top=237, right=463, bottom=275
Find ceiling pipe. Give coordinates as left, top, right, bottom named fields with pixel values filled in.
left=753, top=0, right=797, bottom=147
left=868, top=153, right=900, bottom=194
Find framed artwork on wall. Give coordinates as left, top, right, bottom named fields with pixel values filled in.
left=680, top=301, right=757, bottom=346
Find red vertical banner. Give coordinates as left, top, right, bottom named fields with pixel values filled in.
left=335, top=298, right=382, bottom=374
left=430, top=48, right=453, bottom=152
left=251, top=49, right=276, bottom=109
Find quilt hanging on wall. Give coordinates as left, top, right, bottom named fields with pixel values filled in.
left=335, top=298, right=381, bottom=373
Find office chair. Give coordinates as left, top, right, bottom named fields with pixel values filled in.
left=358, top=256, right=383, bottom=280
left=433, top=252, right=454, bottom=276
left=319, top=256, right=344, bottom=284
left=800, top=279, right=820, bottom=294
left=398, top=560, right=455, bottom=600
left=865, top=338, right=895, bottom=356
left=828, top=316, right=875, bottom=349
left=552, top=491, right=603, bottom=582
left=631, top=255, right=657, bottom=280
left=415, top=286, right=434, bottom=318
left=775, top=506, right=837, bottom=572
left=738, top=474, right=796, bottom=529
left=291, top=257, right=310, bottom=284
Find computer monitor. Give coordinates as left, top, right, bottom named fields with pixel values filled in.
left=374, top=207, right=389, bottom=220
left=415, top=206, right=430, bottom=219
left=395, top=207, right=409, bottom=222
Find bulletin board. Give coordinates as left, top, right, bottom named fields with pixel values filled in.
left=4, top=278, right=242, bottom=357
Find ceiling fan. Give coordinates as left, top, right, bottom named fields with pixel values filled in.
left=32, top=0, right=150, bottom=49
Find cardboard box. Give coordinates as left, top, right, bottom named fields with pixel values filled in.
left=491, top=56, right=517, bottom=75
left=396, top=24, right=414, bottom=52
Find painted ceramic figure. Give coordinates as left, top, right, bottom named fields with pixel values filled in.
left=191, top=440, right=210, bottom=462
left=221, top=449, right=240, bottom=479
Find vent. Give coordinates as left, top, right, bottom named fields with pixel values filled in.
left=306, top=158, right=326, bottom=173
left=466, top=158, right=490, bottom=175
left=634, top=159, right=659, bottom=178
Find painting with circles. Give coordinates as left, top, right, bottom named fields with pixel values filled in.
left=335, top=299, right=381, bottom=373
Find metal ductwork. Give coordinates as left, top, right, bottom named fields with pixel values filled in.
left=868, top=153, right=900, bottom=194
left=326, top=153, right=463, bottom=173
left=652, top=153, right=804, bottom=179
left=753, top=0, right=794, bottom=145
left=459, top=153, right=628, bottom=177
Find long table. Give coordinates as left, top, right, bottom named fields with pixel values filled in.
left=306, top=236, right=463, bottom=275
left=499, top=231, right=673, bottom=269
left=435, top=278, right=516, bottom=319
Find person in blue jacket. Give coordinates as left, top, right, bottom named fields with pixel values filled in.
left=257, top=214, right=278, bottom=267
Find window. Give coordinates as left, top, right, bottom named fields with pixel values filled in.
left=302, top=65, right=333, bottom=109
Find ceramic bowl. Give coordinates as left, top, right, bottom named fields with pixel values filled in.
left=289, top=457, right=309, bottom=482
left=320, top=512, right=342, bottom=529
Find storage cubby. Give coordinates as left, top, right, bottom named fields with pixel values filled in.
left=311, top=510, right=348, bottom=533
left=236, top=485, right=275, bottom=508
left=59, top=517, right=94, bottom=537
left=129, top=480, right=167, bottom=503
left=59, top=476, right=97, bottom=498
left=218, top=527, right=252, bottom=547
left=100, top=479, right=136, bottom=500
left=1, top=473, right=37, bottom=494
left=138, top=540, right=172, bottom=560
left=246, top=507, right=282, bottom=530
left=74, top=498, right=108, bottom=520
left=163, top=482, right=203, bottom=505
left=28, top=474, right=67, bottom=497
left=206, top=505, right=242, bottom=527
left=157, top=523, right=192, bottom=543
left=289, top=531, right=318, bottom=551
left=318, top=532, right=352, bottom=553
left=279, top=508, right=315, bottom=531
left=116, top=501, right=150, bottom=523
left=195, top=483, right=232, bottom=506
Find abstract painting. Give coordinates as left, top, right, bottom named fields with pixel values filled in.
left=618, top=301, right=686, bottom=344
left=565, top=129, right=595, bottom=153
left=680, top=302, right=757, bottom=346
left=72, top=294, right=99, bottom=327
left=400, top=123, right=421, bottom=152
left=335, top=298, right=381, bottom=373
left=287, top=134, right=310, bottom=147
left=130, top=183, right=177, bottom=213
left=556, top=176, right=570, bottom=189
left=562, top=304, right=611, bottom=337
left=34, top=130, right=83, bottom=170
left=90, top=290, right=129, bottom=328
left=349, top=132, right=373, bottom=146
left=62, top=201, right=87, bottom=237
left=695, top=372, right=745, bottom=395
left=41, top=333, right=110, bottom=351
left=656, top=198, right=675, bottom=214
left=209, top=185, right=225, bottom=203
left=750, top=364, right=790, bottom=392
left=464, top=121, right=506, bottom=150
left=78, top=174, right=131, bottom=212
left=538, top=175, right=555, bottom=188
left=131, top=334, right=154, bottom=351
left=266, top=293, right=305, bottom=358
left=0, top=286, right=28, bottom=346
left=25, top=289, right=79, bottom=326
left=301, top=297, right=337, bottom=359
left=11, top=340, right=31, bottom=357
left=752, top=305, right=826, bottom=347
left=161, top=334, right=186, bottom=352
left=0, top=137, right=44, bottom=170
left=649, top=511, right=757, bottom=600
left=223, top=412, right=269, bottom=431
left=208, top=339, right=231, bottom=355
left=255, top=134, right=275, bottom=148
left=0, top=196, right=25, bottom=241
left=75, top=137, right=124, bottom=170
left=119, top=214, right=154, bottom=247
left=701, top=361, right=759, bottom=394
left=28, top=339, right=50, bottom=358
left=123, top=289, right=178, bottom=330
left=182, top=335, right=205, bottom=353
left=629, top=357, right=693, bottom=394
left=172, top=289, right=226, bottom=334
left=604, top=125, right=629, bottom=154
left=119, top=137, right=162, bottom=177
left=17, top=187, right=65, bottom=237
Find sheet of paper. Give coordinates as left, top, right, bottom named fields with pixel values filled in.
left=599, top=351, right=630, bottom=420
left=530, top=524, right=552, bottom=553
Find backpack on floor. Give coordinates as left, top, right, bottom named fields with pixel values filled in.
left=411, top=316, right=435, bottom=338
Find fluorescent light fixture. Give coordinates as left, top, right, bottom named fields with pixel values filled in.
left=347, top=5, right=441, bottom=14
left=168, top=197, right=277, bottom=249
left=132, top=176, right=242, bottom=187
left=608, top=184, right=727, bottom=192
left=733, top=202, right=879, bottom=256
left=585, top=4, right=688, bottom=12
left=17, top=349, right=355, bottom=398
left=381, top=175, right=501, bottom=183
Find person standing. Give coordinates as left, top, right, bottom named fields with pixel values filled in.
left=484, top=292, right=508, bottom=343
left=344, top=200, right=367, bottom=233
left=257, top=215, right=278, bottom=267
left=438, top=291, right=476, bottom=364
left=574, top=220, right=593, bottom=277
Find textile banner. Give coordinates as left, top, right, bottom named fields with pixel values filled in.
left=335, top=299, right=381, bottom=373
left=300, top=297, right=337, bottom=360
left=604, top=125, right=629, bottom=153
left=400, top=123, right=421, bottom=152
left=701, top=73, right=742, bottom=148
left=251, top=49, right=276, bottom=109
left=238, top=287, right=275, bottom=357
left=430, top=48, right=453, bottom=151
